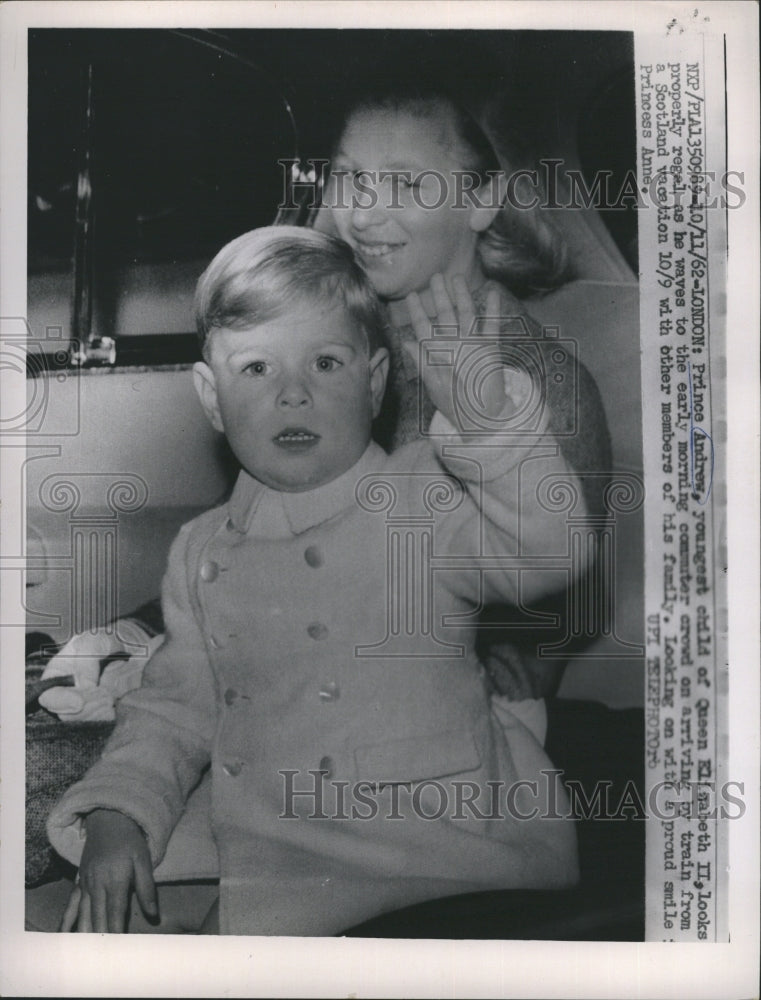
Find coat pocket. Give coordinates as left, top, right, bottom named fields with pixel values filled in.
left=353, top=729, right=481, bottom=784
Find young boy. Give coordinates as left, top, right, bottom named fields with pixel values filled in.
left=48, top=226, right=586, bottom=936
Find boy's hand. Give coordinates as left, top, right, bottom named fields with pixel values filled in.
left=405, top=274, right=509, bottom=433
left=60, top=809, right=158, bottom=933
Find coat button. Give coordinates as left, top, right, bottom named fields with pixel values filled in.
left=224, top=687, right=238, bottom=706
left=222, top=761, right=243, bottom=777
left=318, top=682, right=340, bottom=702
left=307, top=622, right=329, bottom=640
left=304, top=545, right=323, bottom=568
left=318, top=755, right=334, bottom=778
left=200, top=560, right=219, bottom=582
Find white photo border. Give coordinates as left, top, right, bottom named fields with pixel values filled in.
left=1, top=2, right=758, bottom=997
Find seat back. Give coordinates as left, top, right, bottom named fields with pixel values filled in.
left=530, top=280, right=644, bottom=708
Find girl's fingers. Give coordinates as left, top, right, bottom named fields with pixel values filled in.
left=409, top=276, right=503, bottom=346
left=59, top=884, right=82, bottom=932
left=430, top=273, right=458, bottom=328
left=451, top=276, right=476, bottom=336
left=484, top=287, right=502, bottom=339
left=405, top=291, right=432, bottom=343
left=401, top=338, right=419, bottom=372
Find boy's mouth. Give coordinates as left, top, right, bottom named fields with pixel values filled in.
left=273, top=428, right=321, bottom=451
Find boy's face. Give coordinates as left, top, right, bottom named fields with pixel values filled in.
left=193, top=301, right=388, bottom=493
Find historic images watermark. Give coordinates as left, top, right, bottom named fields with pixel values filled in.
left=277, top=159, right=746, bottom=213
left=279, top=768, right=746, bottom=822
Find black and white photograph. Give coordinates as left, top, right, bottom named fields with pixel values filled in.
left=1, top=2, right=758, bottom=997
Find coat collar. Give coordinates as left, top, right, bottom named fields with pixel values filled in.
left=227, top=441, right=387, bottom=536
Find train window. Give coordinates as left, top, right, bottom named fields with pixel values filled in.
left=577, top=65, right=638, bottom=272
left=27, top=29, right=636, bottom=371
left=27, top=29, right=298, bottom=368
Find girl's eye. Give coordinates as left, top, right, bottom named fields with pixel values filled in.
left=314, top=356, right=342, bottom=373
left=327, top=166, right=353, bottom=189
left=243, top=361, right=269, bottom=376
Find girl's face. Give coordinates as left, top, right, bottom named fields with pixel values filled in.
left=328, top=105, right=491, bottom=301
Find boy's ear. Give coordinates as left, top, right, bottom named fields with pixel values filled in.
left=193, top=362, right=225, bottom=433
left=368, top=347, right=390, bottom=419
left=468, top=171, right=507, bottom=234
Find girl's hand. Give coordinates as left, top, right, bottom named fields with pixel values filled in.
left=60, top=809, right=158, bottom=933
left=405, top=274, right=507, bottom=434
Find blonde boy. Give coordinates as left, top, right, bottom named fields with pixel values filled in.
left=48, top=226, right=584, bottom=935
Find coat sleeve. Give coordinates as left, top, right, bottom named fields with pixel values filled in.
left=46, top=520, right=219, bottom=869
left=423, top=380, right=590, bottom=608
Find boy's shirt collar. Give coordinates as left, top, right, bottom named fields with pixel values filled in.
left=227, top=441, right=387, bottom=536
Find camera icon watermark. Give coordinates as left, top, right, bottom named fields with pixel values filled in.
left=0, top=317, right=80, bottom=437
left=417, top=317, right=578, bottom=438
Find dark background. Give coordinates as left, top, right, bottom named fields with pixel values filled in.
left=29, top=29, right=636, bottom=274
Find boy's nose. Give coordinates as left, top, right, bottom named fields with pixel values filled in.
left=276, top=379, right=312, bottom=408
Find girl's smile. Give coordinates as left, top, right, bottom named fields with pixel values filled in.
left=329, top=106, right=488, bottom=301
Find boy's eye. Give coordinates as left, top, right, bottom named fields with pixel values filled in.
left=313, top=356, right=342, bottom=373
left=243, top=361, right=270, bottom=376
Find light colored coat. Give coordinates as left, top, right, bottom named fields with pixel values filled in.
left=48, top=407, right=584, bottom=935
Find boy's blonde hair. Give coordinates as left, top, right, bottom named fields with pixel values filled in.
left=195, top=226, right=386, bottom=360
